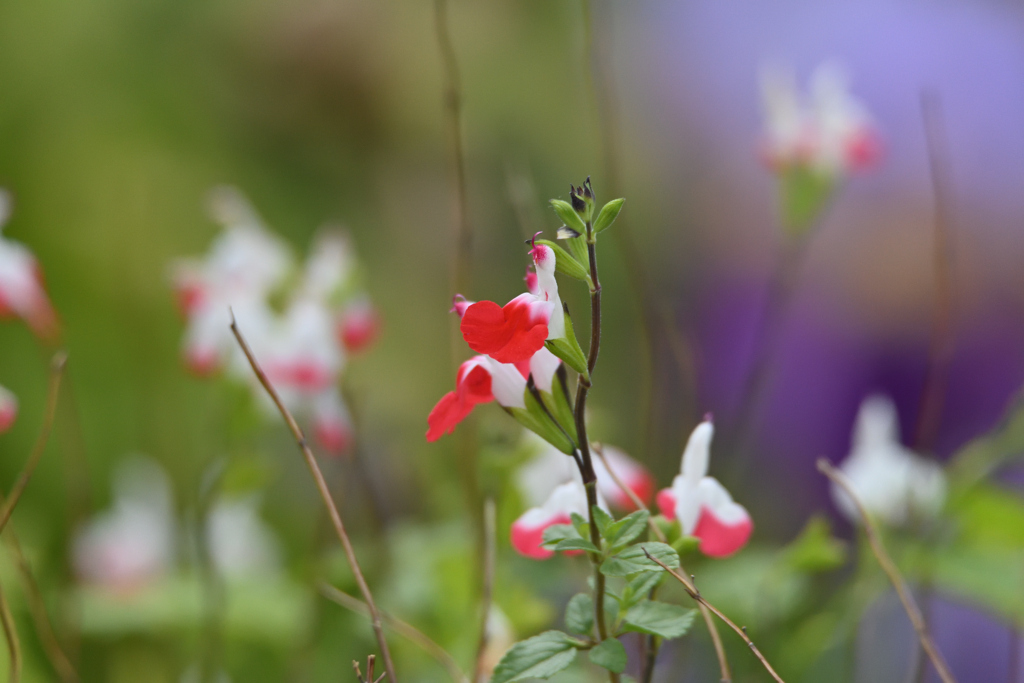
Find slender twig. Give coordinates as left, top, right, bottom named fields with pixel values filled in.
left=0, top=352, right=67, bottom=535
left=0, top=510, right=78, bottom=683
left=472, top=499, right=497, bottom=683
left=594, top=445, right=731, bottom=682
left=0, top=577, right=21, bottom=683
left=321, top=584, right=468, bottom=683
left=913, top=91, right=957, bottom=451
left=817, top=459, right=957, bottom=683
left=643, top=550, right=786, bottom=683
left=229, top=316, right=396, bottom=683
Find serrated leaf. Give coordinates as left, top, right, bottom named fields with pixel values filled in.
left=542, top=524, right=581, bottom=549
left=565, top=593, right=593, bottom=635
left=535, top=239, right=592, bottom=286
left=491, top=631, right=580, bottom=683
left=592, top=506, right=614, bottom=538
left=623, top=572, right=663, bottom=608
left=605, top=510, right=650, bottom=547
left=588, top=638, right=627, bottom=673
left=550, top=199, right=587, bottom=236
left=593, top=198, right=625, bottom=234
left=570, top=513, right=590, bottom=541
left=600, top=542, right=680, bottom=577
left=555, top=538, right=600, bottom=553
left=622, top=601, right=696, bottom=639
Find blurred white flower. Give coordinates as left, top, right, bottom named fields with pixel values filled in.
left=206, top=496, right=281, bottom=579
left=760, top=62, right=881, bottom=176
left=73, top=457, right=176, bottom=591
left=832, top=395, right=947, bottom=527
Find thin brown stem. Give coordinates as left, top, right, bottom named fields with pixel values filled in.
left=0, top=577, right=21, bottom=683
left=230, top=316, right=396, bottom=683
left=817, top=459, right=957, bottom=683
left=472, top=498, right=497, bottom=683
left=594, top=445, right=731, bottom=682
left=643, top=549, right=785, bottom=683
left=0, top=352, right=67, bottom=535
left=321, top=585, right=468, bottom=683
left=1, top=515, right=78, bottom=683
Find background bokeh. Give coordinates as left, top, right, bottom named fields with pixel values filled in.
left=0, top=0, right=1023, bottom=680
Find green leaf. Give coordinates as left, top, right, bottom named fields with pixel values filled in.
left=622, top=601, right=696, bottom=640
left=542, top=524, right=581, bottom=549
left=588, top=638, right=627, bottom=673
left=550, top=199, right=587, bottom=237
left=593, top=198, right=625, bottom=234
left=605, top=510, right=650, bottom=548
left=545, top=310, right=589, bottom=379
left=601, top=542, right=680, bottom=577
left=491, top=631, right=580, bottom=683
left=623, top=572, right=663, bottom=608
left=565, top=593, right=594, bottom=635
left=536, top=239, right=592, bottom=286
left=539, top=368, right=578, bottom=444
left=784, top=515, right=847, bottom=573
left=555, top=538, right=600, bottom=553
left=592, top=506, right=614, bottom=538
left=570, top=513, right=590, bottom=541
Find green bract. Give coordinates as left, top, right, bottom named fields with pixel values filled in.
left=535, top=238, right=592, bottom=286
left=593, top=198, right=625, bottom=234
left=550, top=199, right=587, bottom=236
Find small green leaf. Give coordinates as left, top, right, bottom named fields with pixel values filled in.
left=671, top=535, right=701, bottom=555
left=550, top=199, right=587, bottom=237
left=565, top=593, right=594, bottom=635
left=542, top=524, right=581, bottom=549
left=491, top=631, right=580, bottom=683
left=593, top=198, right=625, bottom=234
left=555, top=538, right=600, bottom=553
left=605, top=510, right=650, bottom=548
left=601, top=542, right=680, bottom=577
left=783, top=515, right=847, bottom=573
left=592, top=506, right=614, bottom=538
left=622, top=601, right=696, bottom=640
left=588, top=638, right=627, bottom=673
left=623, top=572, right=663, bottom=608
left=536, top=239, right=592, bottom=286
left=570, top=513, right=590, bottom=540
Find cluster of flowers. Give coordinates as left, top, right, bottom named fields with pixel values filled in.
left=759, top=62, right=881, bottom=177
left=0, top=189, right=60, bottom=434
left=171, top=187, right=379, bottom=455
left=73, top=456, right=281, bottom=592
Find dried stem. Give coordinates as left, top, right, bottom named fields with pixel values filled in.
left=472, top=498, right=497, bottom=683
left=0, top=352, right=67, bottom=536
left=229, top=316, right=396, bottom=683
left=643, top=549, right=785, bottom=683
left=594, top=445, right=731, bottom=682
left=0, top=577, right=21, bottom=683
left=321, top=584, right=468, bottom=683
left=0, top=511, right=78, bottom=683
left=816, top=459, right=957, bottom=683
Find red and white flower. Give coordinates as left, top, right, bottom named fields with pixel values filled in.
left=459, top=242, right=565, bottom=365
left=511, top=478, right=599, bottom=560
left=0, top=190, right=59, bottom=340
left=338, top=297, right=380, bottom=354
left=0, top=385, right=17, bottom=433
left=656, top=418, right=752, bottom=558
left=593, top=445, right=656, bottom=510
left=760, top=63, right=881, bottom=176
left=831, top=395, right=946, bottom=527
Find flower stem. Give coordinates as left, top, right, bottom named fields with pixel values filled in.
left=571, top=220, right=618, bottom=683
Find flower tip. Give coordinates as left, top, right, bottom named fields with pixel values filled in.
left=703, top=412, right=714, bottom=424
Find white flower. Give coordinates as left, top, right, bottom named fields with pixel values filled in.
left=206, top=496, right=281, bottom=579
left=832, top=395, right=947, bottom=526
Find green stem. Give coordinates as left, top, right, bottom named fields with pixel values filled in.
left=572, top=219, right=619, bottom=683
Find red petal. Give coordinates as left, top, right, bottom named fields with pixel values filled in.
left=0, top=403, right=16, bottom=434
left=461, top=300, right=548, bottom=364
left=510, top=511, right=571, bottom=560
left=692, top=508, right=752, bottom=558
left=426, top=365, right=493, bottom=442
left=656, top=489, right=676, bottom=519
